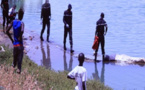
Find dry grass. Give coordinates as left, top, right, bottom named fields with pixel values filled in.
left=0, top=45, right=112, bottom=90
left=0, top=64, right=43, bottom=90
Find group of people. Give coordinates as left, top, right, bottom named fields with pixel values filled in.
left=41, top=1, right=107, bottom=89
left=40, top=0, right=108, bottom=56
left=1, top=0, right=24, bottom=74
left=40, top=1, right=87, bottom=89
left=1, top=0, right=108, bottom=90
left=40, top=0, right=74, bottom=52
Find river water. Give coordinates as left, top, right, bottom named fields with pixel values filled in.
left=0, top=0, right=145, bottom=89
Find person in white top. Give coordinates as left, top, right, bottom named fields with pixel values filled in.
left=67, top=53, right=87, bottom=90
left=8, top=5, right=17, bottom=23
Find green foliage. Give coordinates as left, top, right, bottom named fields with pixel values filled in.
left=87, top=80, right=112, bottom=90
left=0, top=45, right=13, bottom=65
left=0, top=45, right=112, bottom=90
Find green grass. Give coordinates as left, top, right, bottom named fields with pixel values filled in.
left=0, top=45, right=112, bottom=90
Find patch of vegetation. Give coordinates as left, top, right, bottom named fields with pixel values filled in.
left=0, top=45, right=112, bottom=90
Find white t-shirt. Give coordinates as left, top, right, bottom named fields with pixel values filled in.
left=9, top=8, right=15, bottom=16
left=68, top=66, right=87, bottom=90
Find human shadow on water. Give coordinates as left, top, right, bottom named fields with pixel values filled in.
left=100, top=62, right=105, bottom=83
left=63, top=51, right=73, bottom=72
left=40, top=41, right=51, bottom=69
left=93, top=62, right=105, bottom=83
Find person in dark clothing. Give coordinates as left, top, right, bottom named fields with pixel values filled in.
left=63, top=51, right=73, bottom=71
left=1, top=0, right=9, bottom=30
left=95, top=13, right=108, bottom=61
left=6, top=8, right=24, bottom=74
left=40, top=41, right=51, bottom=69
left=63, top=4, right=74, bottom=53
left=40, top=0, right=51, bottom=42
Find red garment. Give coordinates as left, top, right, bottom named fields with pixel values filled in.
left=92, top=36, right=99, bottom=50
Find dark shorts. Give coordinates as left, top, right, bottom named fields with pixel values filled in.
left=13, top=46, right=24, bottom=71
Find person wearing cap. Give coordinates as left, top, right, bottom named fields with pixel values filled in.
left=63, top=4, right=74, bottom=53
left=40, top=0, right=51, bottom=42
left=95, top=13, right=108, bottom=61
left=67, top=53, right=87, bottom=90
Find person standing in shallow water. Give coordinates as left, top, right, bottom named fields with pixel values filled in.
left=63, top=4, right=74, bottom=53
left=40, top=0, right=51, bottom=42
left=95, top=13, right=108, bottom=61
left=1, top=0, right=9, bottom=30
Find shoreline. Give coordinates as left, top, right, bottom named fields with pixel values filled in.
left=0, top=26, right=112, bottom=90
left=0, top=15, right=145, bottom=67
left=0, top=23, right=145, bottom=69
left=0, top=18, right=145, bottom=89
left=22, top=27, right=145, bottom=66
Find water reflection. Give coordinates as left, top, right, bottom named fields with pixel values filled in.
left=100, top=62, right=105, bottom=83
left=93, top=62, right=105, bottom=83
left=40, top=41, right=51, bottom=69
left=9, top=0, right=16, bottom=7
left=25, top=0, right=42, bottom=13
left=9, top=0, right=24, bottom=9
left=8, top=0, right=42, bottom=13
left=63, top=51, right=73, bottom=72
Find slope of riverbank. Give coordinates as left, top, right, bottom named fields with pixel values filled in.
left=0, top=26, right=112, bottom=89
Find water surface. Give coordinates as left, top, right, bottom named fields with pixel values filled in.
left=0, top=0, right=145, bottom=89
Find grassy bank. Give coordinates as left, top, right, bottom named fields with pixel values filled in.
left=0, top=45, right=112, bottom=90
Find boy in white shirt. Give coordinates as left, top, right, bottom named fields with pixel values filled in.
left=67, top=53, right=87, bottom=90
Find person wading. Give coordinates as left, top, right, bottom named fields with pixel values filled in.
left=95, top=13, right=108, bottom=61
left=63, top=4, right=74, bottom=53
left=40, top=0, right=51, bottom=42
